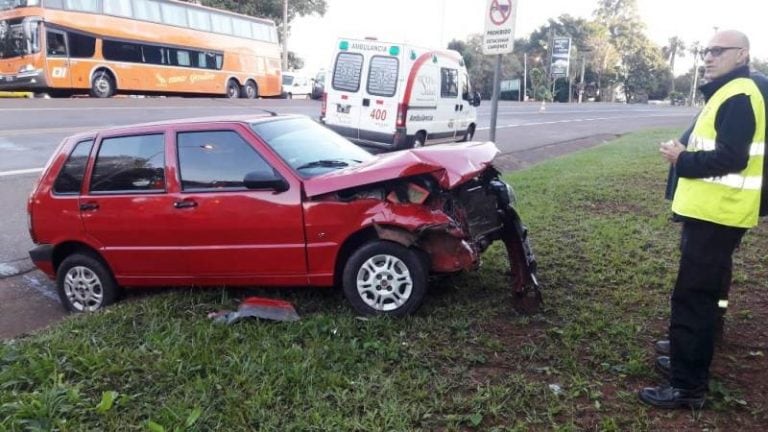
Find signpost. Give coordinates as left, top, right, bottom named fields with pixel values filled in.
left=483, top=0, right=517, bottom=142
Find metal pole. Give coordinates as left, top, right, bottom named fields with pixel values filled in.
left=282, top=0, right=288, bottom=71
left=490, top=54, right=501, bottom=142
left=522, top=53, right=527, bottom=102
left=579, top=55, right=586, bottom=103
left=689, top=47, right=699, bottom=106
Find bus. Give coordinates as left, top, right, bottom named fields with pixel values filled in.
left=0, top=0, right=282, bottom=98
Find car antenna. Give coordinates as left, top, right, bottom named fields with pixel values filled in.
left=259, top=109, right=279, bottom=117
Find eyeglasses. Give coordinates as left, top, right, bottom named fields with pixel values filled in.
left=699, top=46, right=743, bottom=60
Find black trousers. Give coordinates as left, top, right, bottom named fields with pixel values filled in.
left=669, top=219, right=746, bottom=390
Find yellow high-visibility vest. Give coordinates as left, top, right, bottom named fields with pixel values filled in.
left=672, top=77, right=766, bottom=228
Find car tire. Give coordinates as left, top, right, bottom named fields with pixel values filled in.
left=90, top=70, right=115, bottom=98
left=226, top=79, right=240, bottom=99
left=56, top=253, right=119, bottom=313
left=342, top=241, right=427, bottom=316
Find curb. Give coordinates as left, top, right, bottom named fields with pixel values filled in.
left=0, top=91, right=33, bottom=98
left=0, top=257, right=35, bottom=279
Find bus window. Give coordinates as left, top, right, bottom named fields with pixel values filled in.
left=142, top=44, right=163, bottom=65
left=103, top=39, right=142, bottom=63
left=133, top=0, right=162, bottom=23
left=64, top=0, right=99, bottom=13
left=211, top=13, right=232, bottom=35
left=103, top=0, right=132, bottom=18
left=188, top=9, right=210, bottom=31
left=46, top=31, right=66, bottom=56
left=68, top=32, right=95, bottom=58
left=160, top=3, right=187, bottom=27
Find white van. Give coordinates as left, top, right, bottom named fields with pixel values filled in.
left=320, top=38, right=480, bottom=150
left=281, top=72, right=312, bottom=99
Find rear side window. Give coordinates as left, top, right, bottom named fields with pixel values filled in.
left=332, top=52, right=363, bottom=92
left=440, top=68, right=458, bottom=98
left=68, top=32, right=96, bottom=58
left=90, top=134, right=165, bottom=193
left=53, top=139, right=93, bottom=194
left=177, top=131, right=271, bottom=191
left=366, top=55, right=398, bottom=97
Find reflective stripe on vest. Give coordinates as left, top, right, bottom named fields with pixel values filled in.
left=672, top=77, right=766, bottom=228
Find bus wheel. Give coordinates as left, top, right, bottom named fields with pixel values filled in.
left=241, top=81, right=258, bottom=99
left=90, top=70, right=115, bottom=98
left=226, top=80, right=240, bottom=99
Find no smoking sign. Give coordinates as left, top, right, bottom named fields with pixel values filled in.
left=483, top=0, right=517, bottom=55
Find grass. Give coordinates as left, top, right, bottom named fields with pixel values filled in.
left=2, top=128, right=768, bottom=431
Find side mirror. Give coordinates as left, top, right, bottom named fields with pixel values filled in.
left=472, top=91, right=481, bottom=107
left=244, top=169, right=289, bottom=192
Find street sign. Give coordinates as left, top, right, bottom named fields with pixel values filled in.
left=482, top=0, right=517, bottom=55
left=551, top=37, right=571, bottom=78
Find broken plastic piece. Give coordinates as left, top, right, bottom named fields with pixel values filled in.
left=208, top=297, right=300, bottom=324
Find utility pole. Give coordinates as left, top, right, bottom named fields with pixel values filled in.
left=689, top=44, right=700, bottom=106
left=522, top=53, right=527, bottom=101
left=282, top=0, right=288, bottom=71
left=578, top=54, right=586, bottom=103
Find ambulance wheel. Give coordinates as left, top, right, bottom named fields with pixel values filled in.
left=287, top=93, right=293, bottom=99
left=411, top=132, right=426, bottom=148
left=460, top=125, right=475, bottom=142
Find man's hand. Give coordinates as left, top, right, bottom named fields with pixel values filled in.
left=659, top=139, right=685, bottom=165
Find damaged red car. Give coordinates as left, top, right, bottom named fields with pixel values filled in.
left=28, top=115, right=538, bottom=316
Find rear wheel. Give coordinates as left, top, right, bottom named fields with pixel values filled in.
left=342, top=241, right=427, bottom=316
left=411, top=132, right=426, bottom=149
left=90, top=70, right=115, bottom=98
left=56, top=253, right=119, bottom=313
left=226, top=79, right=240, bottom=99
left=241, top=81, right=258, bottom=99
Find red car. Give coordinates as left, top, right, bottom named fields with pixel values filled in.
left=27, top=115, right=538, bottom=316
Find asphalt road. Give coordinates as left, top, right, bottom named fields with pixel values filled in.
left=0, top=97, right=698, bottom=338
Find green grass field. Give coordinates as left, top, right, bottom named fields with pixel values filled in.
left=3, top=129, right=767, bottom=431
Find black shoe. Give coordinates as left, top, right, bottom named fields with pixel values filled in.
left=655, top=339, right=670, bottom=356
left=655, top=356, right=671, bottom=379
left=638, top=385, right=706, bottom=409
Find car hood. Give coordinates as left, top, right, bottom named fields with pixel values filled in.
left=303, top=141, right=500, bottom=197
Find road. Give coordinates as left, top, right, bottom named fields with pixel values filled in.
left=0, top=97, right=698, bottom=338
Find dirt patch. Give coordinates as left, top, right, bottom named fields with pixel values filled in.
left=493, top=134, right=621, bottom=172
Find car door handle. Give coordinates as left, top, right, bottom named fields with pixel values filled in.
left=79, top=202, right=99, bottom=211
left=362, top=98, right=370, bottom=107
left=173, top=200, right=198, bottom=209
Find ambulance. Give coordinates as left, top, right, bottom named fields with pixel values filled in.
left=320, top=38, right=481, bottom=150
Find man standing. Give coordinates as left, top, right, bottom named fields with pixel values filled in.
left=639, top=30, right=766, bottom=409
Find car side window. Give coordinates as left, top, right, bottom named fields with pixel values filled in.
left=440, top=67, right=458, bottom=98
left=90, top=134, right=165, bottom=193
left=177, top=130, right=271, bottom=191
left=53, top=139, right=94, bottom=194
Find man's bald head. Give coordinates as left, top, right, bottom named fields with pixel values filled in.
left=702, top=30, right=751, bottom=80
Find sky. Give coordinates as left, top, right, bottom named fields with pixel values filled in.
left=288, top=0, right=768, bottom=76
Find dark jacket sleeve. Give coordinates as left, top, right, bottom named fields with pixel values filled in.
left=676, top=94, right=755, bottom=178
left=664, top=121, right=696, bottom=200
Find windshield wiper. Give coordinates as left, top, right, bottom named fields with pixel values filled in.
left=296, top=159, right=360, bottom=170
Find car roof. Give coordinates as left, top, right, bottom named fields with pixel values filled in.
left=65, top=113, right=303, bottom=141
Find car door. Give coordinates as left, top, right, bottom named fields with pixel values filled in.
left=79, top=131, right=189, bottom=280
left=362, top=54, right=399, bottom=142
left=436, top=66, right=460, bottom=142
left=170, top=125, right=307, bottom=282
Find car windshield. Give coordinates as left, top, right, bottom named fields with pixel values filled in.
left=0, top=17, right=41, bottom=59
left=250, top=117, right=374, bottom=177
left=282, top=75, right=294, bottom=85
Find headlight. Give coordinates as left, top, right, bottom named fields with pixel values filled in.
left=488, top=179, right=516, bottom=208
left=18, top=64, right=35, bottom=73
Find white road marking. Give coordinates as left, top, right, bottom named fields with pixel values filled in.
left=0, top=168, right=43, bottom=177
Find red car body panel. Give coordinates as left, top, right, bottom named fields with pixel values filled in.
left=303, top=141, right=500, bottom=198
left=28, top=117, right=536, bottom=302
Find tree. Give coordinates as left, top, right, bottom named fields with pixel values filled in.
left=753, top=58, right=768, bottom=75
left=287, top=51, right=304, bottom=70
left=662, top=36, right=686, bottom=92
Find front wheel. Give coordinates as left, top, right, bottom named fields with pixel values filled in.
left=410, top=132, right=426, bottom=149
left=460, top=124, right=475, bottom=142
left=90, top=70, right=115, bottom=98
left=56, top=253, right=119, bottom=313
left=342, top=241, right=427, bottom=316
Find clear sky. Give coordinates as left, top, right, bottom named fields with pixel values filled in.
left=289, top=0, right=767, bottom=76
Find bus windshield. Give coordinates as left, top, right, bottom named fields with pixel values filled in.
left=0, top=0, right=40, bottom=12
left=0, top=17, right=40, bottom=58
